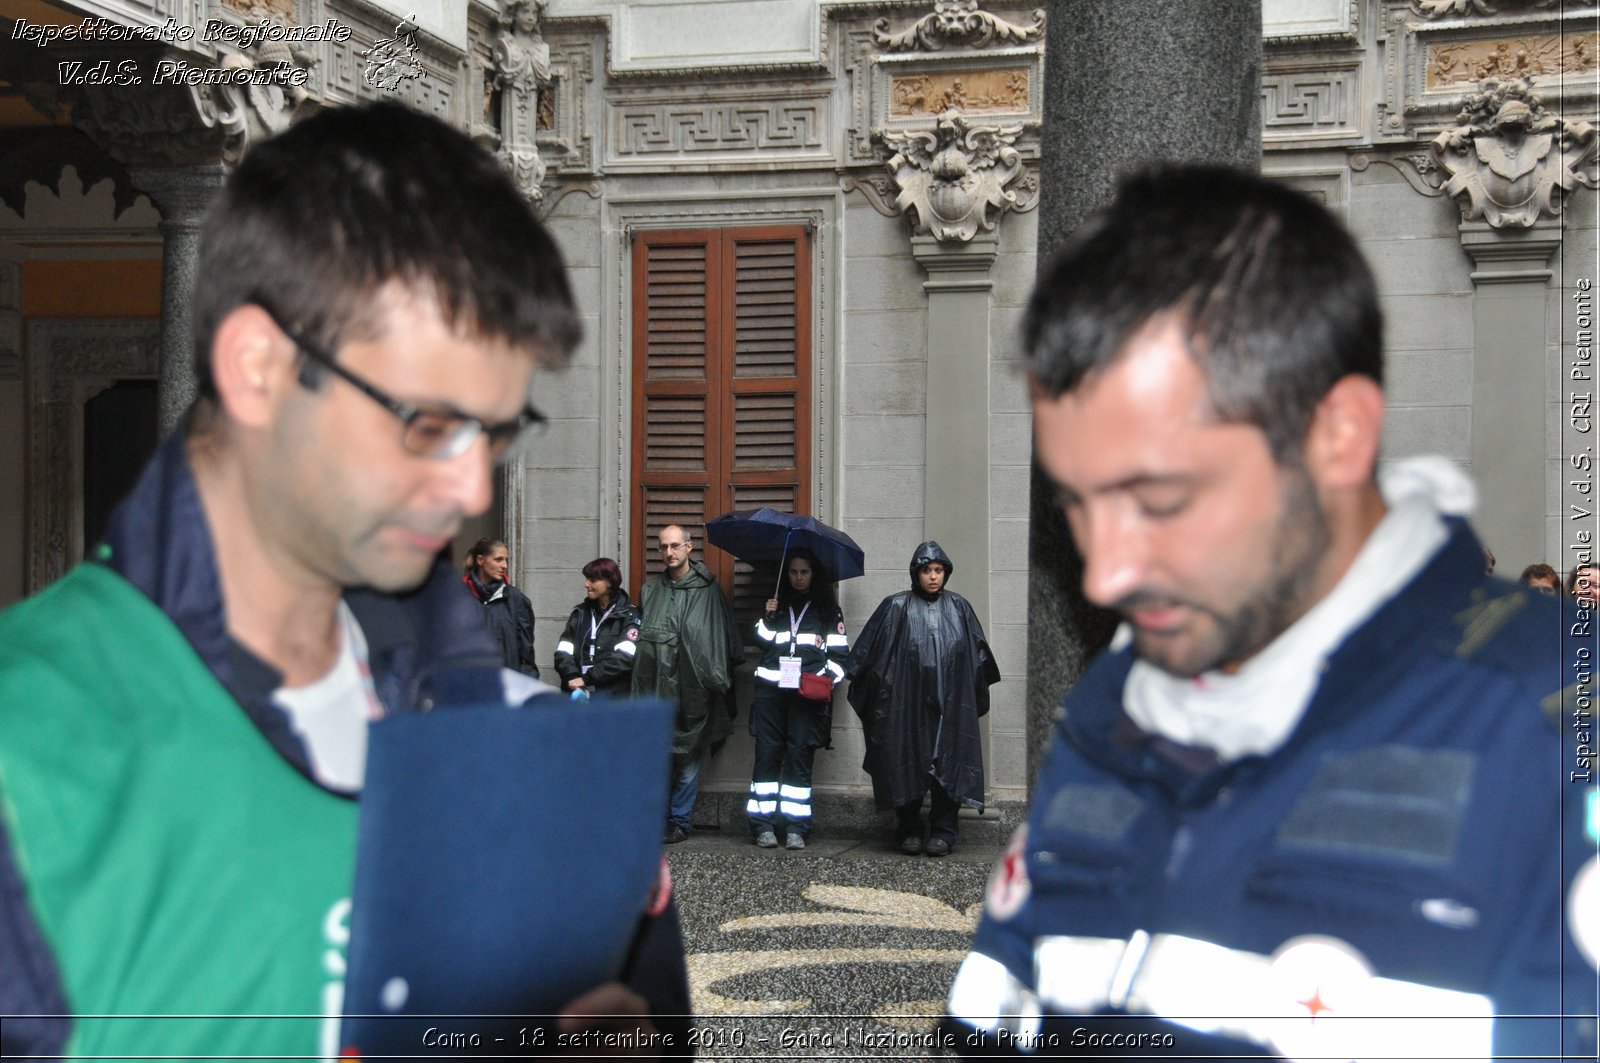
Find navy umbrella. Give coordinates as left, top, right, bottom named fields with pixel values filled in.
left=704, top=508, right=866, bottom=587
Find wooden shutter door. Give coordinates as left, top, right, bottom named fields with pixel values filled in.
left=630, top=224, right=811, bottom=614
left=724, top=227, right=811, bottom=619
left=631, top=230, right=722, bottom=594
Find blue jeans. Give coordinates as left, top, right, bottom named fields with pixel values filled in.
left=668, top=752, right=701, bottom=831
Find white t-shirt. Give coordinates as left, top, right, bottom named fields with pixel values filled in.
left=271, top=601, right=384, bottom=793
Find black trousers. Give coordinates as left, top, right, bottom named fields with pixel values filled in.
left=896, top=777, right=960, bottom=843
left=747, top=684, right=826, bottom=838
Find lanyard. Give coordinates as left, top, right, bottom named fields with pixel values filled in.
left=586, top=602, right=617, bottom=660
left=788, top=603, right=810, bottom=655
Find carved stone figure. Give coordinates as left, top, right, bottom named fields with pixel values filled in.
left=489, top=0, right=551, bottom=201
left=874, top=1, right=1045, bottom=52
left=879, top=112, right=1029, bottom=242
left=492, top=0, right=552, bottom=94
left=1430, top=78, right=1598, bottom=228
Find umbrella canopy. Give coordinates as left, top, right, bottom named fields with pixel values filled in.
left=704, top=507, right=866, bottom=581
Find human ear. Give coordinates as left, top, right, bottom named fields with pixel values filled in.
left=1304, top=374, right=1385, bottom=490
left=208, top=303, right=297, bottom=430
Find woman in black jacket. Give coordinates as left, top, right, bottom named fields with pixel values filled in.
left=746, top=547, right=848, bottom=850
left=553, top=557, right=642, bottom=697
left=462, top=537, right=539, bottom=677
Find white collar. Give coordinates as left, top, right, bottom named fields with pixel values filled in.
left=1119, top=457, right=1473, bottom=762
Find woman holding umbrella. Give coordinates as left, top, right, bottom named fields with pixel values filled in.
left=747, top=547, right=848, bottom=850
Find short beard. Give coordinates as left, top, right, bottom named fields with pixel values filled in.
left=1131, top=465, right=1331, bottom=678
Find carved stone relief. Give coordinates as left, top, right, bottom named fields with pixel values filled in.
left=873, top=1, right=1045, bottom=52
left=25, top=320, right=160, bottom=592
left=889, top=68, right=1029, bottom=116
left=1381, top=1, right=1596, bottom=138
left=1430, top=77, right=1598, bottom=227
left=1427, top=34, right=1597, bottom=89
left=844, top=27, right=1045, bottom=166
left=872, top=112, right=1035, bottom=242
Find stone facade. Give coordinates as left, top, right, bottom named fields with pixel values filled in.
left=1, top=0, right=1595, bottom=829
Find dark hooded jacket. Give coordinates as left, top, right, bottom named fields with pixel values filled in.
left=845, top=541, right=1000, bottom=811
left=632, top=559, right=744, bottom=756
left=463, top=571, right=539, bottom=678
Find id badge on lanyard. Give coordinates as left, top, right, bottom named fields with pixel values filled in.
left=778, top=602, right=809, bottom=689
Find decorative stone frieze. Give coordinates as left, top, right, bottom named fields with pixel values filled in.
left=1415, top=0, right=1559, bottom=19
left=1427, top=33, right=1597, bottom=90
left=1379, top=0, right=1597, bottom=139
left=1430, top=78, right=1598, bottom=227
left=873, top=1, right=1045, bottom=53
left=876, top=112, right=1034, bottom=242
left=489, top=0, right=553, bottom=201
left=1262, top=66, right=1361, bottom=143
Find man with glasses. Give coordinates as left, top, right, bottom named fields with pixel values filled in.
left=632, top=525, right=744, bottom=844
left=0, top=102, right=689, bottom=1057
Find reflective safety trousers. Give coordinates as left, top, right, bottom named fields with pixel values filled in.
left=948, top=523, right=1597, bottom=1060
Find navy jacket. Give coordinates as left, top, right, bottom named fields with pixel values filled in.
left=0, top=432, right=692, bottom=1056
left=948, top=520, right=1597, bottom=1059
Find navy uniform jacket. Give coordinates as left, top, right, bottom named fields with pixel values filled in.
left=0, top=432, right=693, bottom=1056
left=947, top=520, right=1597, bottom=1060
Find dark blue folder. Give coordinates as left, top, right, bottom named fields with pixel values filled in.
left=340, top=696, right=674, bottom=1056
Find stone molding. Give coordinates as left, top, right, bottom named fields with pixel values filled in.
left=1264, top=0, right=1361, bottom=45
left=25, top=319, right=160, bottom=592
left=1431, top=77, right=1598, bottom=227
left=1457, top=217, right=1563, bottom=282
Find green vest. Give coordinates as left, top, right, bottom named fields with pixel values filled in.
left=0, top=563, right=358, bottom=1058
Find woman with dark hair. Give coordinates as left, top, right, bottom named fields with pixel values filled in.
left=554, top=557, right=642, bottom=697
left=747, top=547, right=848, bottom=850
left=462, top=537, right=539, bottom=677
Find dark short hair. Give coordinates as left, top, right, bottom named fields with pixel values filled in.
left=582, top=557, right=624, bottom=591
left=1024, top=165, right=1383, bottom=463
left=192, top=101, right=580, bottom=403
left=1520, top=562, right=1558, bottom=585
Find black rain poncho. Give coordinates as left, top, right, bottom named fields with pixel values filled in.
left=632, top=559, right=744, bottom=756
left=845, top=541, right=1000, bottom=811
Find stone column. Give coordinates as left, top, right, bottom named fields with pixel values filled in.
left=913, top=233, right=998, bottom=631
left=1026, top=0, right=1263, bottom=786
left=1460, top=219, right=1563, bottom=570
left=129, top=165, right=227, bottom=438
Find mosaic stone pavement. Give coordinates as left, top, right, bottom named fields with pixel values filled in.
left=666, top=831, right=1001, bottom=1060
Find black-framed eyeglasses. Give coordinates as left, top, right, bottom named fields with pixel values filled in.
left=255, top=302, right=547, bottom=462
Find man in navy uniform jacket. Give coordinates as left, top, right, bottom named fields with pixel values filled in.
left=945, top=165, right=1597, bottom=1060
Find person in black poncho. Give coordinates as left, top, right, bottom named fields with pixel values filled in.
left=846, top=541, right=999, bottom=856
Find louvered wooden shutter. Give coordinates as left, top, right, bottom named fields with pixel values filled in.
left=631, top=225, right=811, bottom=621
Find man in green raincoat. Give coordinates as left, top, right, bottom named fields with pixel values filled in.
left=633, top=524, right=744, bottom=843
